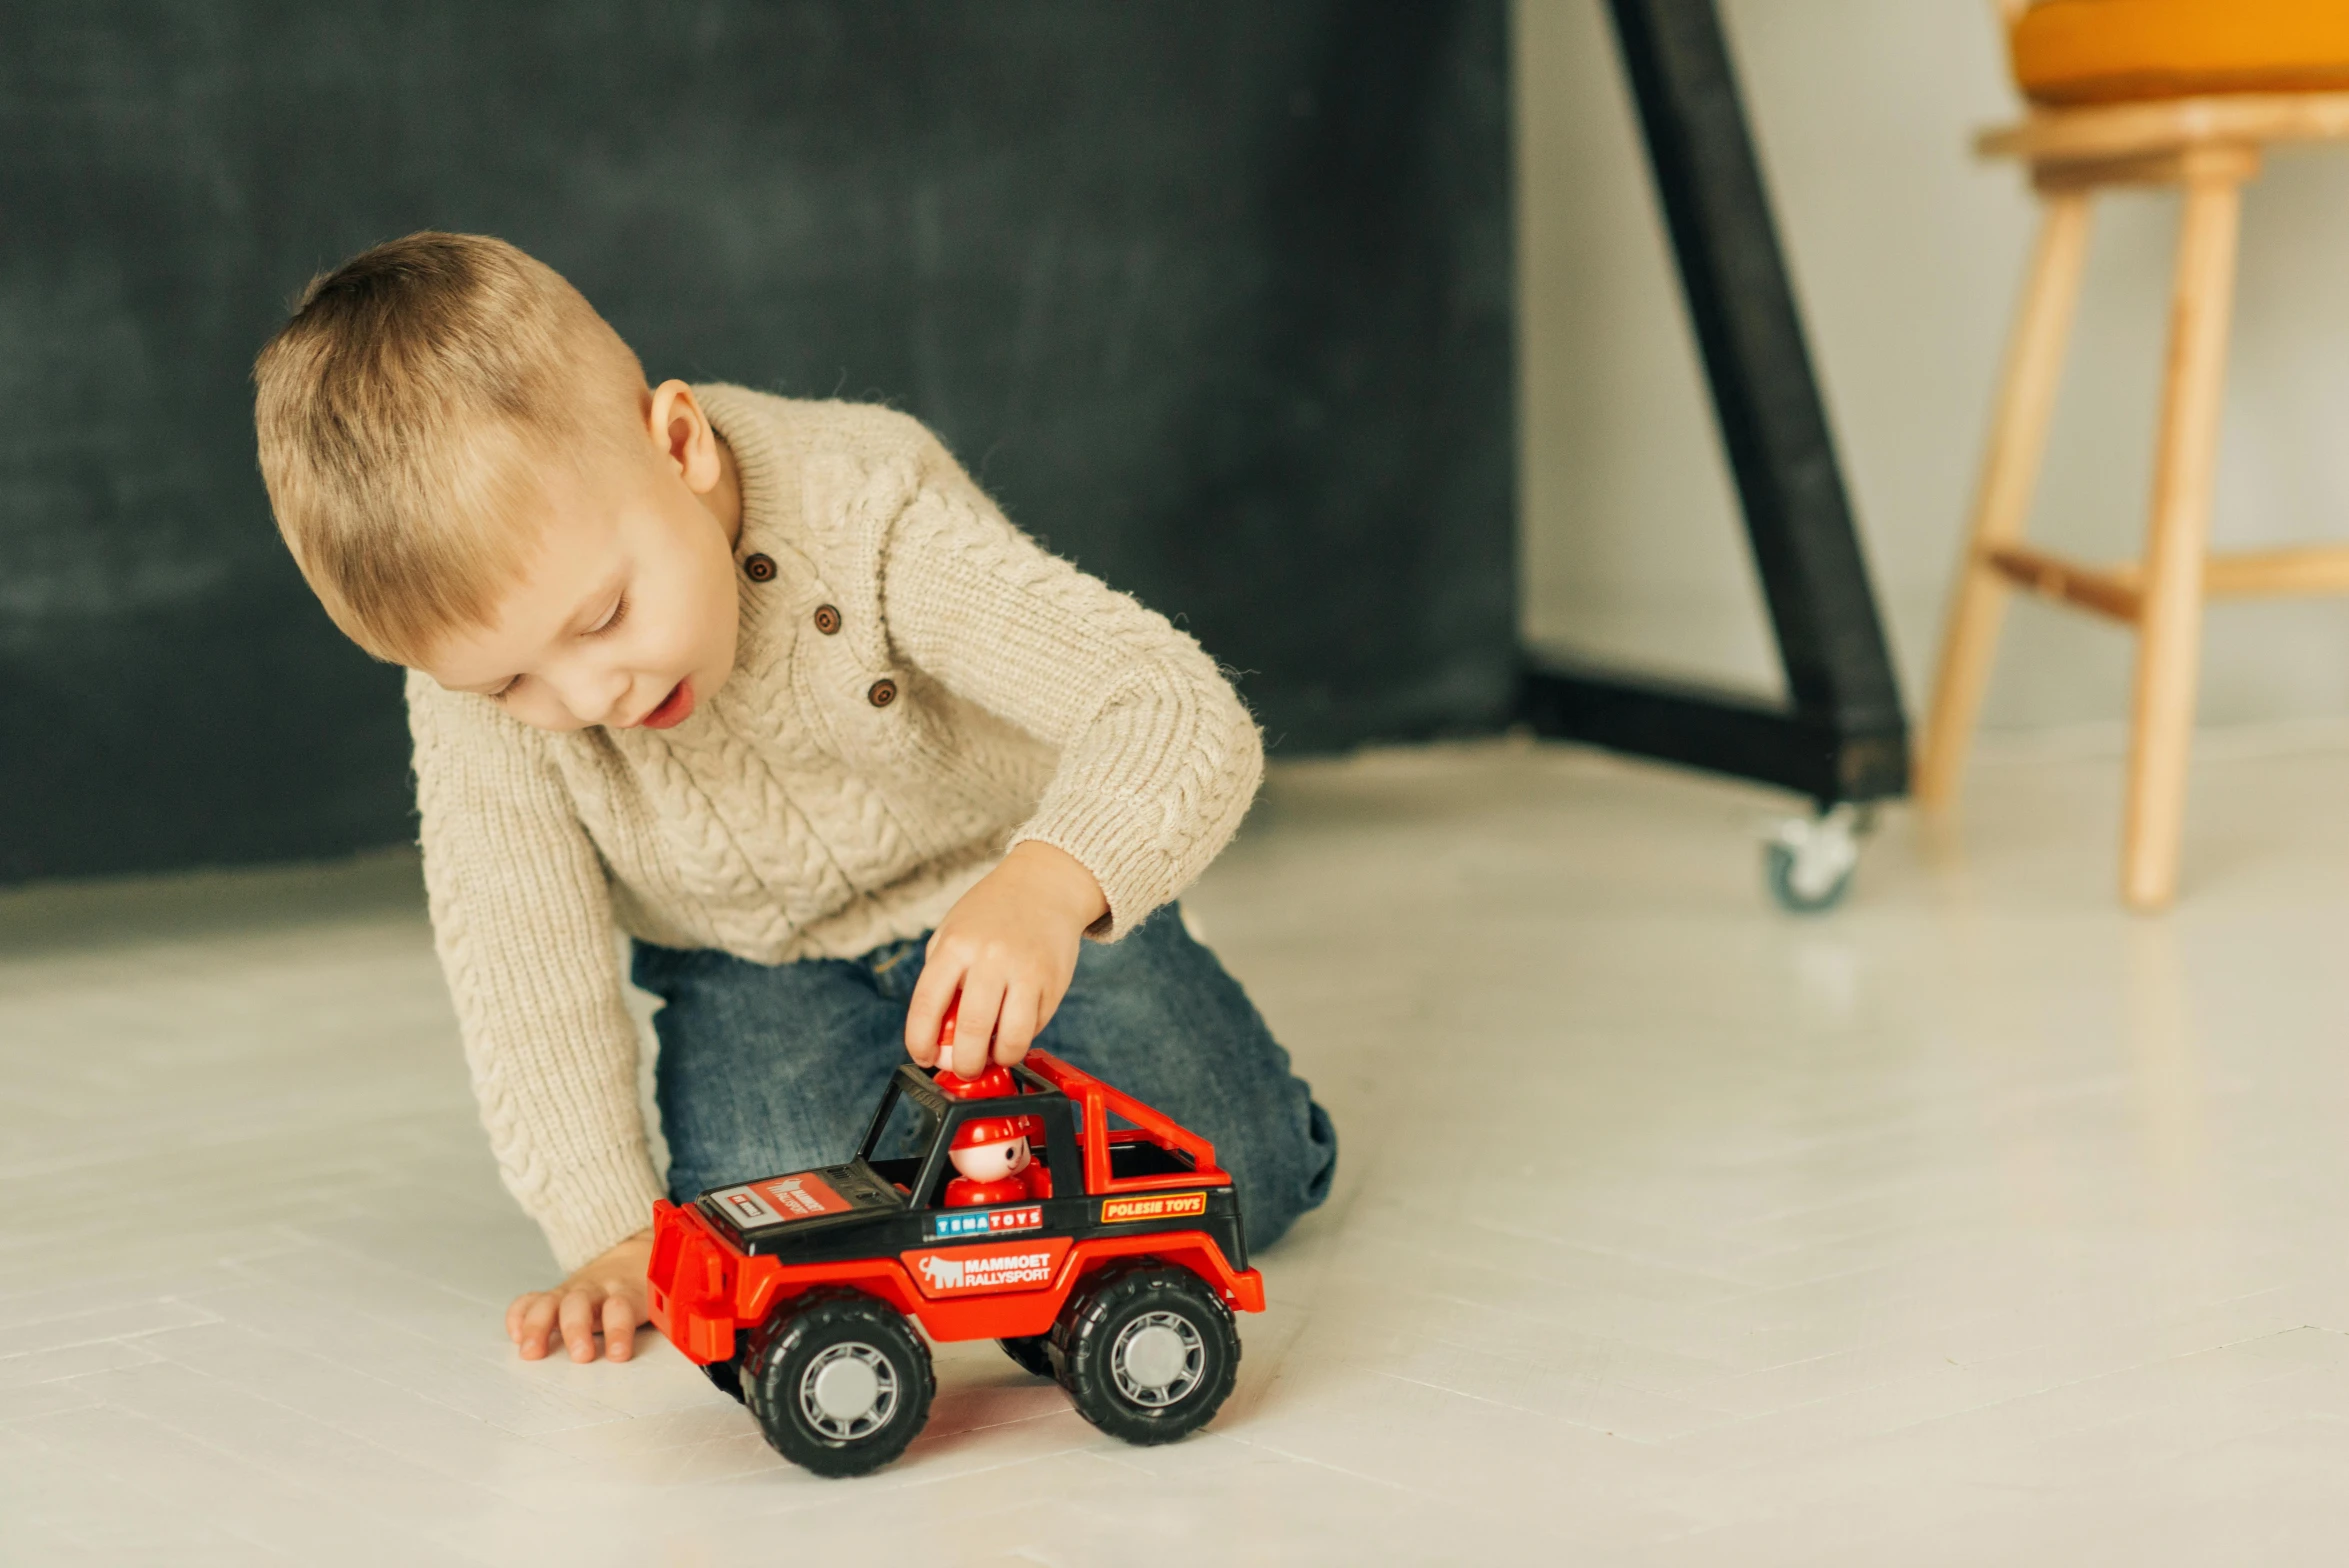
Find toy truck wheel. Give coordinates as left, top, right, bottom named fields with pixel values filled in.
left=1052, top=1262, right=1239, bottom=1446
left=999, top=1334, right=1056, bottom=1379
left=741, top=1289, right=935, bottom=1477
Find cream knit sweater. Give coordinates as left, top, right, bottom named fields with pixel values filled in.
left=408, top=385, right=1264, bottom=1269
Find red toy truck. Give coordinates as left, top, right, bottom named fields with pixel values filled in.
left=647, top=1049, right=1266, bottom=1476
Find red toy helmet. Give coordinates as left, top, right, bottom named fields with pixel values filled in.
left=951, top=1115, right=1028, bottom=1151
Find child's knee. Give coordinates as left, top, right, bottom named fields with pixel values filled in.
left=1236, top=1094, right=1338, bottom=1253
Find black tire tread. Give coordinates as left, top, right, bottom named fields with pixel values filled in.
left=742, top=1287, right=935, bottom=1477
left=1051, top=1261, right=1239, bottom=1446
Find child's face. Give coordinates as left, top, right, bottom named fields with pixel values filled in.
left=420, top=383, right=743, bottom=732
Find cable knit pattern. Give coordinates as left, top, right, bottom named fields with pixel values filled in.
left=408, top=385, right=1265, bottom=1269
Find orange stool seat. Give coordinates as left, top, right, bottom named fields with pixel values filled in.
left=2012, top=0, right=2349, bottom=105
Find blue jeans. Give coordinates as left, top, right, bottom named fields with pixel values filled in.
left=634, top=904, right=1337, bottom=1252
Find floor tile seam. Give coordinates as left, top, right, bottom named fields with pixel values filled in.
left=1673, top=1310, right=2325, bottom=1455
left=2015, top=1401, right=2308, bottom=1478
left=1639, top=1467, right=2081, bottom=1559
left=1391, top=1281, right=1734, bottom=1360
left=1698, top=1279, right=2299, bottom=1371
left=0, top=1235, right=320, bottom=1309
left=9, top=1503, right=303, bottom=1568
left=232, top=1232, right=512, bottom=1313
left=1374, top=1368, right=1693, bottom=1448
left=208, top=1265, right=642, bottom=1407
left=55, top=1352, right=534, bottom=1518
left=826, top=1433, right=1108, bottom=1501
left=910, top=1402, right=1094, bottom=1445
left=1957, top=1312, right=2325, bottom=1388
left=1064, top=1439, right=1236, bottom=1480
left=0, top=1347, right=166, bottom=1396
left=148, top=1299, right=644, bottom=1439
left=1418, top=1330, right=1743, bottom=1414
left=1839, top=1327, right=2333, bottom=1452
left=137, top=1324, right=611, bottom=1496
left=1696, top=1251, right=2011, bottom=1309
left=1216, top=1432, right=1428, bottom=1496
left=1448, top=1221, right=1761, bottom=1293
left=0, top=1260, right=332, bottom=1335
left=1347, top=1226, right=1752, bottom=1301
left=1667, top=1329, right=2312, bottom=1478
left=1648, top=1369, right=2087, bottom=1480
left=6, top=1400, right=382, bottom=1560
left=0, top=1305, right=229, bottom=1361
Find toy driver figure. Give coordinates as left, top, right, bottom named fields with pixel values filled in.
left=943, top=1114, right=1052, bottom=1207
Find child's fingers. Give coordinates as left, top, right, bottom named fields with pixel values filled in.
left=949, top=976, right=1006, bottom=1078
left=993, top=986, right=1041, bottom=1066
left=1038, top=967, right=1074, bottom=1034
left=506, top=1291, right=533, bottom=1344
left=558, top=1289, right=600, bottom=1362
left=904, top=962, right=961, bottom=1066
left=517, top=1293, right=560, bottom=1360
left=601, top=1293, right=637, bottom=1361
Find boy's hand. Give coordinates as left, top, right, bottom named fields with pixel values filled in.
left=906, top=841, right=1108, bottom=1077
left=507, top=1226, right=654, bottom=1363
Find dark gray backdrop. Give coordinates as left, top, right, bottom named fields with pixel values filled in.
left=0, top=0, right=1515, bottom=885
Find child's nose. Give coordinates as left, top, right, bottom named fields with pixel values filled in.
left=549, top=664, right=631, bottom=727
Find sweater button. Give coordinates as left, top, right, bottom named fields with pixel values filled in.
left=813, top=603, right=842, bottom=636
left=867, top=678, right=898, bottom=708
left=742, top=552, right=777, bottom=583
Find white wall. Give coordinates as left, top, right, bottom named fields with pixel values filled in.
left=1516, top=0, right=2349, bottom=731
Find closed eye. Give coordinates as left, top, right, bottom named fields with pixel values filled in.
left=586, top=593, right=629, bottom=637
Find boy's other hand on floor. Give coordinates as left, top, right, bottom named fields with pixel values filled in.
left=508, top=1226, right=655, bottom=1362
left=906, top=841, right=1108, bottom=1078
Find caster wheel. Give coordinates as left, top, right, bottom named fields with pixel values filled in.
left=742, top=1288, right=934, bottom=1477
left=1765, top=804, right=1869, bottom=914
left=999, top=1334, right=1056, bottom=1379
left=1052, top=1261, right=1239, bottom=1446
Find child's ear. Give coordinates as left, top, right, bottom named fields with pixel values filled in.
left=647, top=379, right=721, bottom=493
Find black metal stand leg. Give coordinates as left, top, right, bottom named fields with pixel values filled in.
left=1518, top=0, right=1909, bottom=809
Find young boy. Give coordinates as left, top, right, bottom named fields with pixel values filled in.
left=252, top=232, right=1336, bottom=1364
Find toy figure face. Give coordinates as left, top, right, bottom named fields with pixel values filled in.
left=950, top=1135, right=1031, bottom=1184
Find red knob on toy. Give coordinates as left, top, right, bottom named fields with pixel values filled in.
left=930, top=995, right=1014, bottom=1099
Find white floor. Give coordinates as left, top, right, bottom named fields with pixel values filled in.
left=7, top=734, right=2349, bottom=1565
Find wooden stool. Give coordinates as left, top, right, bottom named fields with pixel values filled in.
left=1917, top=1, right=2349, bottom=910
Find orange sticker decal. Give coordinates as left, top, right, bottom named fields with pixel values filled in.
left=1099, top=1191, right=1209, bottom=1225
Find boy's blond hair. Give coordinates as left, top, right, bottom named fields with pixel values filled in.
left=253, top=232, right=646, bottom=665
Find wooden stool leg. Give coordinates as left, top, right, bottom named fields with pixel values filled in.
left=1916, top=192, right=2093, bottom=810
left=2122, top=163, right=2244, bottom=911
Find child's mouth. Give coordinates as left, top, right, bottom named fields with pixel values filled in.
left=639, top=679, right=695, bottom=730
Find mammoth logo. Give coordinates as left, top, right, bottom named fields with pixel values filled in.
left=906, top=1244, right=1061, bottom=1295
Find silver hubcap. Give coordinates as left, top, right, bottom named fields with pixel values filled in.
left=1111, top=1311, right=1205, bottom=1408
left=799, top=1342, right=897, bottom=1439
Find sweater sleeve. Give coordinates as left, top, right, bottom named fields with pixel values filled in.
left=406, top=673, right=667, bottom=1271
left=877, top=447, right=1265, bottom=938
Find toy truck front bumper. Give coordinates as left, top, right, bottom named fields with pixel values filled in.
left=647, top=1199, right=741, bottom=1365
